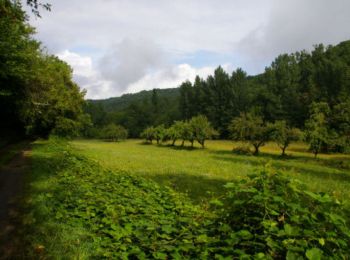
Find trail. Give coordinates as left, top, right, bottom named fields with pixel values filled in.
left=0, top=144, right=31, bottom=258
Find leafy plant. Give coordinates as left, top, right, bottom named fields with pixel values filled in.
left=211, top=166, right=350, bottom=258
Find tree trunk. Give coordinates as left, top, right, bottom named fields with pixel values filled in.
left=282, top=146, right=286, bottom=156
left=172, top=139, right=176, bottom=146
left=181, top=140, right=184, bottom=147
left=253, top=145, right=259, bottom=155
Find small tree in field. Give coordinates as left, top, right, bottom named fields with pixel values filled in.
left=271, top=120, right=301, bottom=156
left=180, top=121, right=195, bottom=147
left=101, top=124, right=128, bottom=141
left=229, top=113, right=273, bottom=155
left=154, top=125, right=166, bottom=144
left=168, top=121, right=184, bottom=146
left=140, top=126, right=156, bottom=143
left=304, top=102, right=330, bottom=158
left=190, top=115, right=218, bottom=148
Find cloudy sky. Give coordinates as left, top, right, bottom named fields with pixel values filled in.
left=28, top=0, right=350, bottom=99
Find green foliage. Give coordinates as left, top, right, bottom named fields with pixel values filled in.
left=304, top=102, right=331, bottom=158
left=0, top=0, right=88, bottom=138
left=271, top=120, right=301, bottom=156
left=140, top=126, right=157, bottom=143
left=167, top=121, right=184, bottom=145
left=229, top=113, right=274, bottom=155
left=100, top=123, right=128, bottom=141
left=27, top=139, right=350, bottom=258
left=27, top=138, right=208, bottom=258
left=189, top=115, right=218, bottom=148
left=210, top=167, right=350, bottom=258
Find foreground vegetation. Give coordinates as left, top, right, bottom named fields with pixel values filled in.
left=21, top=138, right=350, bottom=258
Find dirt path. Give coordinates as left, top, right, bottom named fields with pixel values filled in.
left=0, top=144, right=31, bottom=258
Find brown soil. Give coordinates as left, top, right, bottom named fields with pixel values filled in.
left=0, top=145, right=31, bottom=259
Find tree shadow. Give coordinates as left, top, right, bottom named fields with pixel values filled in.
left=137, top=141, right=202, bottom=151
left=146, top=172, right=229, bottom=203
left=211, top=151, right=350, bottom=183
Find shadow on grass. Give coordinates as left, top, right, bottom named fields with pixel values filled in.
left=137, top=141, right=202, bottom=151
left=146, top=172, right=229, bottom=203
left=212, top=149, right=350, bottom=170
left=211, top=151, right=350, bottom=183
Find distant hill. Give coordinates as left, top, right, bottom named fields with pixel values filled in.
left=89, top=88, right=180, bottom=112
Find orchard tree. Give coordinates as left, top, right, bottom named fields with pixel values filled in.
left=140, top=126, right=156, bottom=143
left=180, top=122, right=195, bottom=147
left=271, top=120, right=301, bottom=156
left=168, top=121, right=184, bottom=146
left=190, top=115, right=218, bottom=148
left=304, top=102, right=330, bottom=158
left=229, top=113, right=273, bottom=155
left=154, top=125, right=167, bottom=144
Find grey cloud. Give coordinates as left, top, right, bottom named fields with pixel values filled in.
left=98, top=38, right=167, bottom=92
left=235, top=0, right=350, bottom=73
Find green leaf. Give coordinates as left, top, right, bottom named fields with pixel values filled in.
left=305, top=248, right=322, bottom=260
left=318, top=238, right=325, bottom=246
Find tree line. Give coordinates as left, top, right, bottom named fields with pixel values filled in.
left=140, top=115, right=217, bottom=148
left=86, top=40, right=349, bottom=153
left=1, top=0, right=89, bottom=142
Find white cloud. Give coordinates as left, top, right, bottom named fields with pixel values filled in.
left=127, top=63, right=233, bottom=94
left=56, top=50, right=231, bottom=99
left=29, top=0, right=350, bottom=98
left=57, top=50, right=113, bottom=99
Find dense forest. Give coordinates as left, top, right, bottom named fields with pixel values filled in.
left=86, top=41, right=350, bottom=152
left=0, top=0, right=89, bottom=145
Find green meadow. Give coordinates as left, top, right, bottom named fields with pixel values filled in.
left=72, top=139, right=350, bottom=203
left=21, top=138, right=350, bottom=258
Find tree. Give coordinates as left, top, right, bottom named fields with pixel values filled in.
left=229, top=113, right=273, bottom=155
left=154, top=125, right=167, bottom=144
left=271, top=120, right=301, bottom=156
left=190, top=115, right=218, bottom=148
left=140, top=126, right=156, bottom=143
left=304, top=102, right=330, bottom=158
left=101, top=124, right=128, bottom=142
left=180, top=122, right=195, bottom=147
left=167, top=121, right=184, bottom=146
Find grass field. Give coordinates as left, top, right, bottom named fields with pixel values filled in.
left=22, top=138, right=350, bottom=258
left=72, top=139, right=350, bottom=203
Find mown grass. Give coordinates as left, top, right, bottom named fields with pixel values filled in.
left=72, top=139, right=350, bottom=203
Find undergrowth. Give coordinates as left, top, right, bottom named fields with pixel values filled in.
left=23, top=138, right=350, bottom=259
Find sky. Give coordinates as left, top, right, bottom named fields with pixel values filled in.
left=28, top=0, right=350, bottom=99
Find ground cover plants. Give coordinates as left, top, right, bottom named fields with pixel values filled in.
left=22, top=138, right=350, bottom=258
